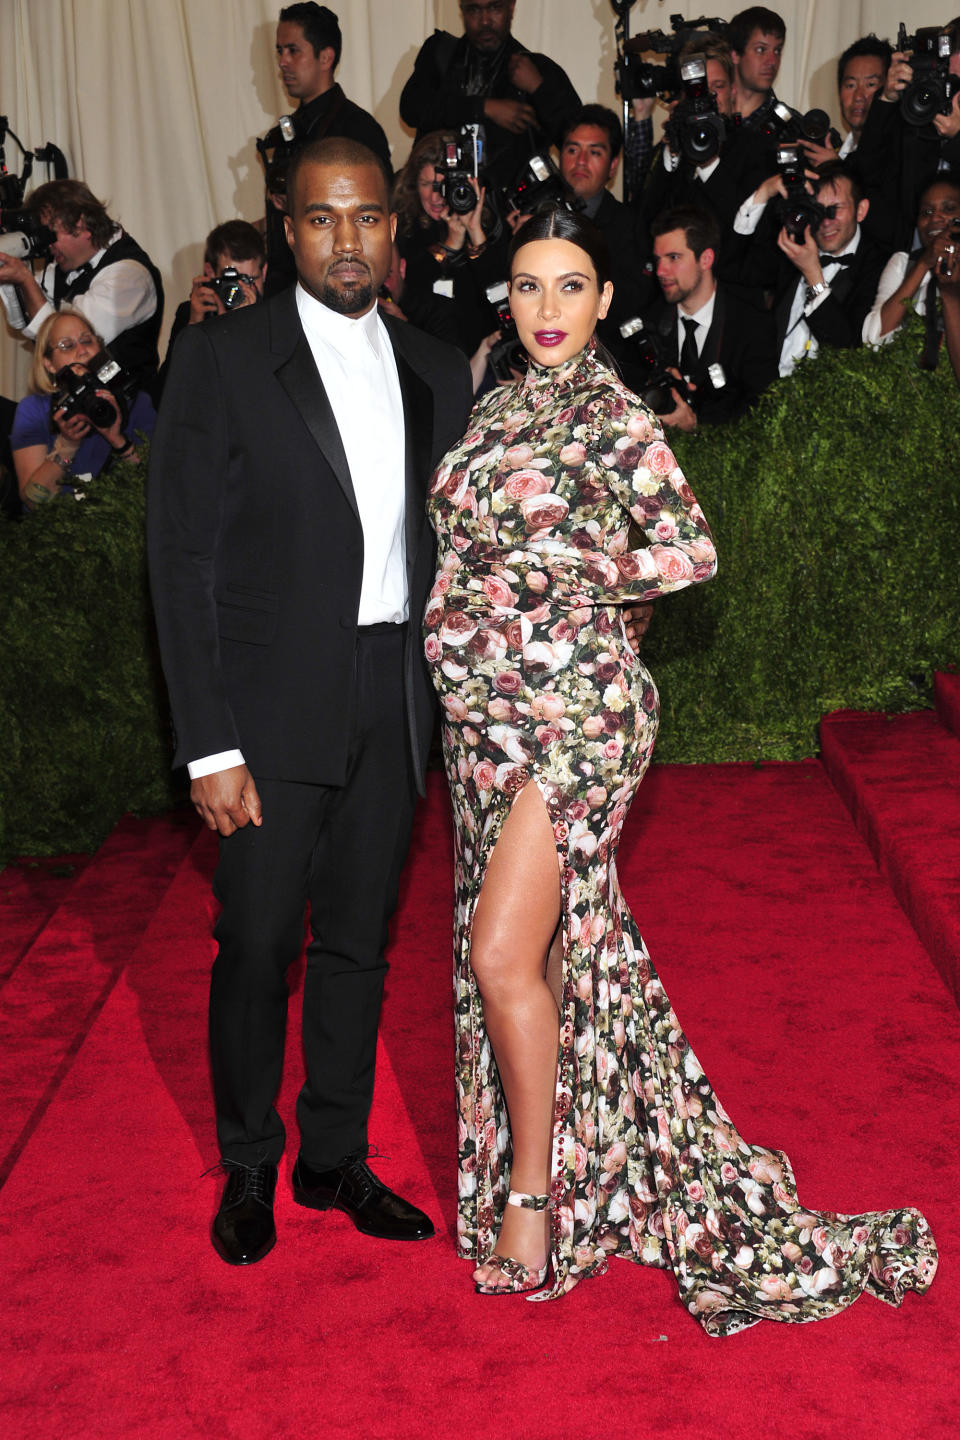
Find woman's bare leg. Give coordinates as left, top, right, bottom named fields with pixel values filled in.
left=470, top=781, right=561, bottom=1287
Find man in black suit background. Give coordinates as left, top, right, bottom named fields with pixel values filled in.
left=643, top=204, right=776, bottom=430
left=148, top=138, right=473, bottom=1266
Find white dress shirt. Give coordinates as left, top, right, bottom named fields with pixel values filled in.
left=675, top=289, right=716, bottom=367
left=863, top=251, right=930, bottom=345
left=0, top=226, right=157, bottom=343
left=779, top=228, right=862, bottom=377
left=188, top=288, right=407, bottom=780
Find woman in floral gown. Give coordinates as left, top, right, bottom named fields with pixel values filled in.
left=423, top=207, right=937, bottom=1332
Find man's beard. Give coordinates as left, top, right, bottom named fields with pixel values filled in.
left=319, top=276, right=376, bottom=315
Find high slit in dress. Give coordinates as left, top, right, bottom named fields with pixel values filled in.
left=423, top=343, right=937, bottom=1334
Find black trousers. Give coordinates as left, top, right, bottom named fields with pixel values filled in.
left=209, top=625, right=417, bottom=1168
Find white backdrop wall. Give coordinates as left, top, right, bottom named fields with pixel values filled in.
left=1, top=0, right=952, bottom=398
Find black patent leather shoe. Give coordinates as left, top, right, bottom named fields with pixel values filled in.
left=211, top=1161, right=278, bottom=1265
left=292, top=1155, right=435, bottom=1241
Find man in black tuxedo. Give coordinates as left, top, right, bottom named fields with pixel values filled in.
left=148, top=138, right=473, bottom=1265
left=641, top=204, right=776, bottom=429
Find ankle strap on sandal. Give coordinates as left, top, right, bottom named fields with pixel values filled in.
left=506, top=1190, right=551, bottom=1211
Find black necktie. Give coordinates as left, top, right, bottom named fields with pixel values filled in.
left=818, top=253, right=855, bottom=267
left=679, top=317, right=699, bottom=375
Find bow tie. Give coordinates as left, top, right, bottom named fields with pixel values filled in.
left=818, top=253, right=855, bottom=267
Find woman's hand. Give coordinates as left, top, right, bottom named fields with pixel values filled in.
left=622, top=604, right=654, bottom=653
left=52, top=405, right=91, bottom=444
left=464, top=181, right=487, bottom=248
left=89, top=390, right=129, bottom=450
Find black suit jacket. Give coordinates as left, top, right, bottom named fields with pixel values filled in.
left=773, top=236, right=889, bottom=357
left=642, top=283, right=777, bottom=425
left=147, top=289, right=472, bottom=794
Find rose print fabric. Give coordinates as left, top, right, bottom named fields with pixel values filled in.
left=424, top=342, right=937, bottom=1334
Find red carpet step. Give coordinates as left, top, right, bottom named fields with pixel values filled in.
left=0, top=810, right=198, bottom=1186
left=820, top=708, right=960, bottom=1002
left=934, top=670, right=960, bottom=738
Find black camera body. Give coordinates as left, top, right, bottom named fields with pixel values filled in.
left=897, top=24, right=960, bottom=127
left=771, top=144, right=829, bottom=243
left=439, top=124, right=484, bottom=215
left=0, top=206, right=56, bottom=261
left=663, top=56, right=729, bottom=166
left=485, top=281, right=527, bottom=383
left=52, top=349, right=134, bottom=431
left=760, top=101, right=842, bottom=150
left=616, top=13, right=729, bottom=102
left=207, top=267, right=257, bottom=311
left=619, top=316, right=726, bottom=416
left=502, top=150, right=574, bottom=216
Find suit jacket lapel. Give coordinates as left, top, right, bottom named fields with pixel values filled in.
left=270, top=291, right=361, bottom=524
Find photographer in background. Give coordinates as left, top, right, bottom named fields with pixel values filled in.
left=158, top=222, right=267, bottom=397
left=800, top=37, right=892, bottom=165
left=260, top=4, right=391, bottom=294
left=864, top=179, right=960, bottom=348
left=640, top=204, right=776, bottom=430
left=932, top=226, right=960, bottom=383
left=10, top=308, right=155, bottom=509
left=558, top=105, right=652, bottom=339
left=855, top=18, right=960, bottom=251
left=728, top=7, right=792, bottom=127
left=0, top=179, right=163, bottom=388
left=400, top=1, right=580, bottom=196
left=752, top=162, right=888, bottom=376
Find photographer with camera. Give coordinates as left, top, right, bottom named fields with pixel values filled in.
left=0, top=179, right=163, bottom=388
left=738, top=161, right=888, bottom=376
left=158, top=223, right=267, bottom=398
left=728, top=7, right=793, bottom=129
left=794, top=37, right=893, bottom=169
left=864, top=179, right=960, bottom=350
left=399, top=2, right=580, bottom=199
left=631, top=204, right=775, bottom=430
left=855, top=18, right=960, bottom=252
left=392, top=131, right=505, bottom=358
left=10, top=308, right=155, bottom=509
left=640, top=35, right=770, bottom=247
left=259, top=5, right=391, bottom=295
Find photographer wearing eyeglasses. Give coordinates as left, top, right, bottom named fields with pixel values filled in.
left=10, top=308, right=155, bottom=508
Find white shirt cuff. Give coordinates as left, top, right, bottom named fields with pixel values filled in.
left=734, top=196, right=766, bottom=235
left=187, top=749, right=245, bottom=779
left=663, top=146, right=679, bottom=172
left=23, top=298, right=53, bottom=341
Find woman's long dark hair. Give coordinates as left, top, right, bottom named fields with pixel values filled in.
left=507, top=204, right=612, bottom=289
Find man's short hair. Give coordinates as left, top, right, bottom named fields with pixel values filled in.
left=679, top=32, right=735, bottom=86
left=836, top=34, right=892, bottom=90
left=948, top=17, right=960, bottom=55
left=814, top=161, right=864, bottom=209
left=285, top=137, right=393, bottom=213
left=727, top=8, right=786, bottom=54
left=560, top=105, right=623, bottom=161
left=650, top=204, right=721, bottom=260
left=279, top=3, right=342, bottom=68
left=25, top=179, right=115, bottom=251
left=204, top=221, right=266, bottom=272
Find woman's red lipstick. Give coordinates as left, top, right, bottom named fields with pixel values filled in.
left=534, top=330, right=567, bottom=346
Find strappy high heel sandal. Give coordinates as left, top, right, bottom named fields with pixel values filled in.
left=474, top=1190, right=551, bottom=1297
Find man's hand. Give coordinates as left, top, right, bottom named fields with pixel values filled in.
left=622, top=603, right=654, bottom=653
left=659, top=370, right=698, bottom=432
left=0, top=252, right=35, bottom=286
left=882, top=52, right=913, bottom=102
left=507, top=53, right=543, bottom=94
left=188, top=274, right=223, bottom=325
left=631, top=96, right=656, bottom=122
left=777, top=224, right=823, bottom=285
left=797, top=135, right=838, bottom=168
left=191, top=764, right=263, bottom=837
left=933, top=88, right=960, bottom=140
left=484, top=97, right=537, bottom=133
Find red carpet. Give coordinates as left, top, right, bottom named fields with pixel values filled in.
left=1, top=757, right=957, bottom=1440
left=821, top=708, right=960, bottom=1002
left=935, top=670, right=960, bottom=738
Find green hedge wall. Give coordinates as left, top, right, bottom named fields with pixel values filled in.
left=0, top=462, right=178, bottom=860
left=1, top=318, right=958, bottom=859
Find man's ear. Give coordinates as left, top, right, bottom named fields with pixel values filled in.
left=701, top=246, right=716, bottom=273
left=284, top=214, right=295, bottom=250
left=607, top=154, right=620, bottom=186
left=856, top=196, right=870, bottom=224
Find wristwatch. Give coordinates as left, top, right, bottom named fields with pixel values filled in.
left=804, top=279, right=830, bottom=306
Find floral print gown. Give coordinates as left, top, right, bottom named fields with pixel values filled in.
left=423, top=342, right=937, bottom=1335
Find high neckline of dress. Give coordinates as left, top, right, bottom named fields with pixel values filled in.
left=521, top=338, right=604, bottom=395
